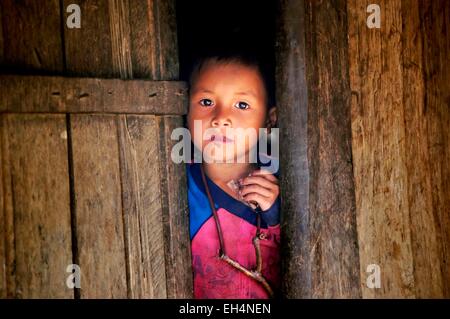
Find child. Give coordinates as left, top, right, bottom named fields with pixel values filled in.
left=186, top=54, right=280, bottom=299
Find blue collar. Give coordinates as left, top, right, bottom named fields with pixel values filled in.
left=188, top=163, right=268, bottom=228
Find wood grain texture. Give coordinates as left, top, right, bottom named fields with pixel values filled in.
left=277, top=0, right=361, bottom=298
left=157, top=116, right=192, bottom=298
left=0, top=0, right=63, bottom=72
left=276, top=0, right=311, bottom=298
left=108, top=0, right=133, bottom=79
left=419, top=0, right=450, bottom=297
left=63, top=0, right=179, bottom=79
left=62, top=0, right=191, bottom=299
left=70, top=114, right=127, bottom=298
left=0, top=114, right=9, bottom=298
left=129, top=0, right=179, bottom=80
left=1, top=114, right=17, bottom=298
left=0, top=4, right=4, bottom=63
left=108, top=0, right=175, bottom=299
left=63, top=0, right=113, bottom=77
left=304, top=0, right=361, bottom=298
left=0, top=118, right=3, bottom=298
left=0, top=3, right=70, bottom=297
left=0, top=75, right=188, bottom=115
left=0, top=114, right=73, bottom=298
left=348, top=0, right=415, bottom=298
left=348, top=0, right=450, bottom=298
left=117, top=115, right=167, bottom=298
left=401, top=0, right=444, bottom=298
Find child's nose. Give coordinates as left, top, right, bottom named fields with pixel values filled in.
left=211, top=108, right=232, bottom=127
left=211, top=118, right=231, bottom=127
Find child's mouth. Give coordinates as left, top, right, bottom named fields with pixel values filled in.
left=210, top=134, right=234, bottom=143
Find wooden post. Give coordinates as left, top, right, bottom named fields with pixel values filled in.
left=276, top=0, right=361, bottom=298
left=418, top=0, right=450, bottom=297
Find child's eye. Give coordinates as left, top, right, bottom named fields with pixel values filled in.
left=199, top=99, right=214, bottom=107
left=235, top=101, right=250, bottom=110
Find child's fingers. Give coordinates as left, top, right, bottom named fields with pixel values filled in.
left=240, top=184, right=272, bottom=198
left=240, top=171, right=280, bottom=211
left=240, top=176, right=277, bottom=190
left=250, top=169, right=278, bottom=183
left=242, top=193, right=272, bottom=211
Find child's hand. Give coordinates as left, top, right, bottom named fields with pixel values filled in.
left=239, top=168, right=279, bottom=211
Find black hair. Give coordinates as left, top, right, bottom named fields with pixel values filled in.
left=188, top=50, right=275, bottom=109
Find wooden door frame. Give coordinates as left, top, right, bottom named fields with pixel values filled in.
left=276, top=0, right=361, bottom=298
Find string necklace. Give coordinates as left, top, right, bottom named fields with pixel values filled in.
left=200, top=164, right=274, bottom=297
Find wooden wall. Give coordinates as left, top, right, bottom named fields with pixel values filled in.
left=277, top=0, right=449, bottom=298
left=0, top=0, right=192, bottom=298
left=348, top=0, right=450, bottom=298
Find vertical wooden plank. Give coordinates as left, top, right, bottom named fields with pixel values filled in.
left=64, top=0, right=190, bottom=298
left=1, top=114, right=73, bottom=298
left=0, top=10, right=69, bottom=301
left=305, top=0, right=361, bottom=298
left=277, top=0, right=361, bottom=298
left=349, top=0, right=384, bottom=298
left=64, top=0, right=126, bottom=298
left=347, top=1, right=372, bottom=297
left=420, top=0, right=450, bottom=298
left=146, top=0, right=191, bottom=297
left=108, top=0, right=133, bottom=79
left=0, top=115, right=7, bottom=298
left=110, top=0, right=186, bottom=299
left=157, top=116, right=192, bottom=298
left=0, top=3, right=4, bottom=63
left=276, top=0, right=311, bottom=298
left=377, top=0, right=415, bottom=298
left=119, top=0, right=190, bottom=298
left=70, top=114, right=127, bottom=298
left=0, top=114, right=15, bottom=298
left=348, top=0, right=415, bottom=298
left=63, top=0, right=179, bottom=79
left=0, top=0, right=63, bottom=72
left=63, top=0, right=114, bottom=77
left=129, top=0, right=179, bottom=80
left=117, top=115, right=168, bottom=298
left=401, top=0, right=444, bottom=298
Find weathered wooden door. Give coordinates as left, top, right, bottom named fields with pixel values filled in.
left=0, top=0, right=192, bottom=298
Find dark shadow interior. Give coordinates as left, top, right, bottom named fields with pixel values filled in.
left=175, top=0, right=277, bottom=100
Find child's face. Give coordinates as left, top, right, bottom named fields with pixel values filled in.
left=187, top=62, right=268, bottom=163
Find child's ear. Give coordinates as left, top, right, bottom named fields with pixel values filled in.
left=266, top=107, right=277, bottom=131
